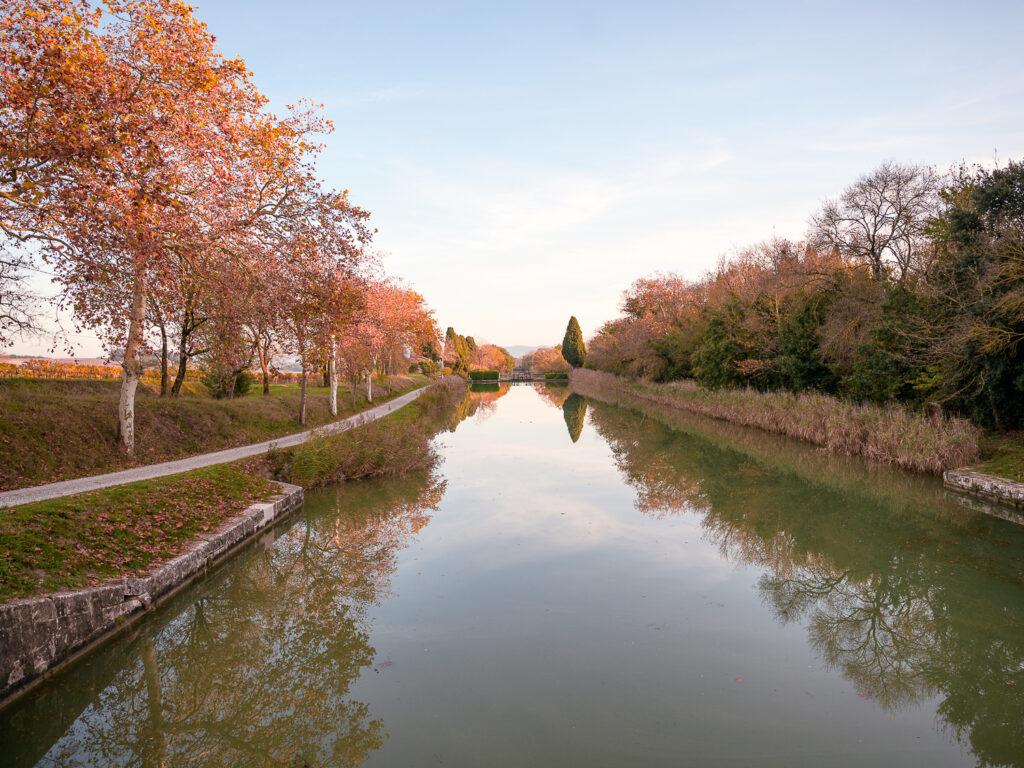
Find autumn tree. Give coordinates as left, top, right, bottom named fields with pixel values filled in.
left=0, top=0, right=105, bottom=345
left=471, top=344, right=515, bottom=374
left=8, top=0, right=283, bottom=455
left=522, top=346, right=569, bottom=374
left=372, top=281, right=438, bottom=392
left=810, top=162, right=940, bottom=284
left=561, top=316, right=586, bottom=368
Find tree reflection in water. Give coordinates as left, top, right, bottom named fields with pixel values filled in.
left=561, top=393, right=587, bottom=443
left=446, top=382, right=512, bottom=428
left=26, top=472, right=446, bottom=768
left=586, top=397, right=1024, bottom=768
left=533, top=381, right=571, bottom=409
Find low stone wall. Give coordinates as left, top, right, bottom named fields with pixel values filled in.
left=944, top=469, right=1024, bottom=509
left=0, top=482, right=303, bottom=704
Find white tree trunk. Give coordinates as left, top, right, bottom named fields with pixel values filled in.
left=365, top=370, right=373, bottom=402
left=328, top=334, right=338, bottom=417
left=118, top=271, right=147, bottom=457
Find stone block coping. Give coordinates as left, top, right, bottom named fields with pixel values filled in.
left=943, top=468, right=1024, bottom=511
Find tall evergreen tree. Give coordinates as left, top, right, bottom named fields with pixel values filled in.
left=561, top=316, right=587, bottom=368
left=445, top=326, right=472, bottom=375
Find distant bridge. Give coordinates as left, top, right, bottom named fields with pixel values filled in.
left=491, top=372, right=569, bottom=383
left=503, top=372, right=537, bottom=383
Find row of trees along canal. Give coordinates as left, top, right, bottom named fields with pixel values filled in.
left=587, top=160, right=1024, bottom=430
left=0, top=0, right=442, bottom=456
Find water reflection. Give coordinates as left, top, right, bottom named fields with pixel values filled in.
left=586, top=397, right=1024, bottom=767
left=5, top=386, right=1024, bottom=767
left=449, top=382, right=513, bottom=427
left=561, top=393, right=587, bottom=443
left=3, top=473, right=445, bottom=768
left=532, top=381, right=571, bottom=409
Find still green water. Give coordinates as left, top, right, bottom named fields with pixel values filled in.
left=3, top=383, right=1023, bottom=767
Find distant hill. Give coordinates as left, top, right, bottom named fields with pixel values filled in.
left=504, top=345, right=542, bottom=358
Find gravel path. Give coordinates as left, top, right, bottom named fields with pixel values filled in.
left=0, top=386, right=428, bottom=509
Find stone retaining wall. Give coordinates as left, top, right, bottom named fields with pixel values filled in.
left=0, top=482, right=303, bottom=704
left=944, top=469, right=1024, bottom=509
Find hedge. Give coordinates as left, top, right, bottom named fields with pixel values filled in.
left=469, top=370, right=500, bottom=380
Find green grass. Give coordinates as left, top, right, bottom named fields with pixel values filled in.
left=0, top=461, right=276, bottom=602
left=977, top=432, right=1024, bottom=481
left=0, top=375, right=423, bottom=491
left=0, top=375, right=452, bottom=604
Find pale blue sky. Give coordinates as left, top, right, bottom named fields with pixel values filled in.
left=15, top=0, right=1024, bottom=353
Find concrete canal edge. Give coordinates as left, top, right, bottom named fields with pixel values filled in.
left=0, top=481, right=304, bottom=708
left=944, top=468, right=1024, bottom=509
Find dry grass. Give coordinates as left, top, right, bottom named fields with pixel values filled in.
left=572, top=369, right=981, bottom=474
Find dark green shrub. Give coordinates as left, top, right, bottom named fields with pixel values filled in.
left=469, top=369, right=499, bottom=380
left=419, top=360, right=440, bottom=376
left=202, top=369, right=253, bottom=399
left=544, top=372, right=568, bottom=380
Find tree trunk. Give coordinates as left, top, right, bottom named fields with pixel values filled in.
left=170, top=348, right=188, bottom=396
left=365, top=370, right=373, bottom=402
left=351, top=374, right=358, bottom=407
left=387, top=355, right=393, bottom=393
left=119, top=271, right=147, bottom=457
left=299, top=366, right=308, bottom=425
left=322, top=365, right=330, bottom=388
left=328, top=334, right=338, bottom=417
left=170, top=312, right=190, bottom=397
left=158, top=319, right=169, bottom=397
left=170, top=309, right=204, bottom=396
left=257, top=336, right=271, bottom=395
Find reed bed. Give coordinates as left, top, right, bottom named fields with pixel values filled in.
left=571, top=369, right=980, bottom=474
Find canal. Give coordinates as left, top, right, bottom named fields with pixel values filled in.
left=3, top=383, right=1023, bottom=766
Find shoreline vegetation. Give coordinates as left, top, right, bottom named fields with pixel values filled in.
left=267, top=376, right=468, bottom=488
left=571, top=368, right=980, bottom=475
left=581, top=160, right=1024, bottom=483
left=0, top=377, right=467, bottom=604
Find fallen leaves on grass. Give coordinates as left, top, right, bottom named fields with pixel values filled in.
left=0, top=461, right=276, bottom=601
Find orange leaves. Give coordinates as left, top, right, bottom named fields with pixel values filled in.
left=0, top=359, right=119, bottom=380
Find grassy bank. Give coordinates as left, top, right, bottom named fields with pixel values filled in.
left=571, top=369, right=981, bottom=474
left=0, top=461, right=277, bottom=603
left=0, top=375, right=424, bottom=491
left=977, top=432, right=1024, bottom=481
left=0, top=376, right=463, bottom=603
left=267, top=376, right=469, bottom=487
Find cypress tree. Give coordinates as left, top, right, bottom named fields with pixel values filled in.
left=561, top=316, right=586, bottom=368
